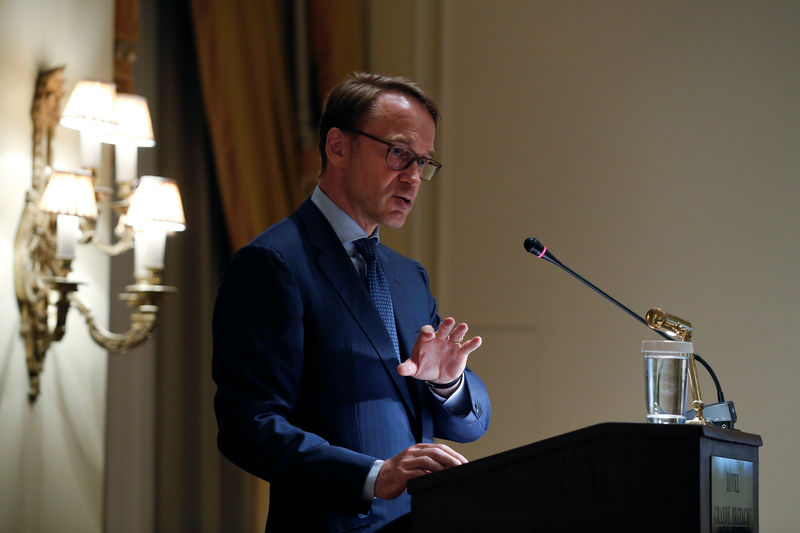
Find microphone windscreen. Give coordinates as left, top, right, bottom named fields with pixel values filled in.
left=524, top=237, right=546, bottom=255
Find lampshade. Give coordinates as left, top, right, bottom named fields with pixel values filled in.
left=126, top=176, right=186, bottom=232
left=39, top=169, right=98, bottom=218
left=102, top=93, right=155, bottom=147
left=59, top=80, right=118, bottom=133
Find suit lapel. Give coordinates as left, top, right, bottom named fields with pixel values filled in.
left=295, top=201, right=418, bottom=421
left=382, top=245, right=428, bottom=435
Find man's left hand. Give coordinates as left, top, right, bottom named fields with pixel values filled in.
left=397, top=317, right=481, bottom=393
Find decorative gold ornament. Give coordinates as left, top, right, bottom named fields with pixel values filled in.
left=14, top=67, right=183, bottom=401
left=646, top=308, right=710, bottom=426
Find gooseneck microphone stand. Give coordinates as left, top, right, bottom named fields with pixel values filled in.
left=524, top=236, right=736, bottom=428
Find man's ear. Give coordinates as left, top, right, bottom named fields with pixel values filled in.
left=325, top=127, right=349, bottom=169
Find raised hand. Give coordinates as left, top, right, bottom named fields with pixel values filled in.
left=397, top=317, right=482, bottom=387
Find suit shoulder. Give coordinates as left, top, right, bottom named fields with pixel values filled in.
left=219, top=218, right=306, bottom=284
left=378, top=243, right=421, bottom=266
left=378, top=244, right=430, bottom=281
left=246, top=216, right=303, bottom=253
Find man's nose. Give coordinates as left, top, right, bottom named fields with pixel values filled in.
left=400, top=162, right=423, bottom=184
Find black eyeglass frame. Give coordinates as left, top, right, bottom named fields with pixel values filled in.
left=348, top=129, right=442, bottom=181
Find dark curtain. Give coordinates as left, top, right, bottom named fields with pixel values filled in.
left=145, top=1, right=365, bottom=531
left=146, top=1, right=257, bottom=531
left=190, top=0, right=365, bottom=250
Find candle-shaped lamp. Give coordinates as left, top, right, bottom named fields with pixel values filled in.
left=59, top=80, right=117, bottom=169
left=38, top=169, right=98, bottom=262
left=126, top=176, right=186, bottom=283
left=102, top=93, right=155, bottom=185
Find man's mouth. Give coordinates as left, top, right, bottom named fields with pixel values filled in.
left=394, top=195, right=413, bottom=206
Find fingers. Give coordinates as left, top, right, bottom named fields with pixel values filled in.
left=424, top=318, right=480, bottom=347
left=419, top=442, right=468, bottom=465
left=408, top=442, right=468, bottom=466
left=447, top=321, right=469, bottom=343
left=419, top=324, right=436, bottom=340
left=459, top=335, right=482, bottom=354
left=436, top=318, right=477, bottom=348
left=390, top=443, right=467, bottom=474
left=375, top=443, right=468, bottom=500
left=434, top=317, right=456, bottom=340
left=396, top=453, right=450, bottom=474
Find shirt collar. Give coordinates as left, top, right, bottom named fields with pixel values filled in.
left=311, top=185, right=380, bottom=246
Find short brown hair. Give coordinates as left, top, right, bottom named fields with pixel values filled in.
left=317, top=72, right=440, bottom=172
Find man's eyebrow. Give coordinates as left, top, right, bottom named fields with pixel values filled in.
left=389, top=135, right=435, bottom=158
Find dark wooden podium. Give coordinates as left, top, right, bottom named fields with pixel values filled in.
left=409, top=423, right=762, bottom=532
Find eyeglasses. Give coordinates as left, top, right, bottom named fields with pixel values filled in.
left=349, top=129, right=442, bottom=181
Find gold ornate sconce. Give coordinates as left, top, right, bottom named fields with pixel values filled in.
left=14, top=67, right=185, bottom=402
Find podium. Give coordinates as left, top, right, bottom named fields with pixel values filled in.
left=409, top=423, right=762, bottom=532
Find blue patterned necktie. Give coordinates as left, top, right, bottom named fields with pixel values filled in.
left=353, top=237, right=400, bottom=362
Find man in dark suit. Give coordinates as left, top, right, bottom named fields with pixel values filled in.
left=212, top=73, right=490, bottom=531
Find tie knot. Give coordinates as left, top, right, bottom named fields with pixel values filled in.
left=353, top=237, right=378, bottom=263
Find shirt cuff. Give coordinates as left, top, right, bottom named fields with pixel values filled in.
left=428, top=375, right=470, bottom=415
left=361, top=459, right=385, bottom=501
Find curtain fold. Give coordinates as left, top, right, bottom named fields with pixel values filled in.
left=147, top=1, right=253, bottom=531
left=309, top=0, right=365, bottom=96
left=190, top=0, right=364, bottom=251
left=191, top=0, right=297, bottom=251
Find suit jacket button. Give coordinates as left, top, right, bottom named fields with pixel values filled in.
left=474, top=401, right=483, bottom=417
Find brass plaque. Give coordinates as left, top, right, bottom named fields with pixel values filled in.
left=711, top=456, right=754, bottom=532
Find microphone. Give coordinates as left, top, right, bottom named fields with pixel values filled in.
left=523, top=236, right=660, bottom=334
left=523, top=236, right=734, bottom=427
left=523, top=237, right=559, bottom=265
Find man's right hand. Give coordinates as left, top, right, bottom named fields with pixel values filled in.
left=374, top=443, right=468, bottom=500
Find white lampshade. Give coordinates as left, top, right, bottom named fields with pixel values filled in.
left=59, top=80, right=117, bottom=168
left=126, top=176, right=186, bottom=232
left=39, top=169, right=98, bottom=218
left=59, top=80, right=117, bottom=134
left=39, top=168, right=98, bottom=261
left=102, top=93, right=155, bottom=147
left=102, top=93, right=156, bottom=183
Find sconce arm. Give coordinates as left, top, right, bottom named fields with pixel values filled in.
left=50, top=279, right=77, bottom=342
left=79, top=221, right=135, bottom=257
left=69, top=293, right=157, bottom=353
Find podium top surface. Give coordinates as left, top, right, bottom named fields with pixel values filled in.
left=409, top=422, right=762, bottom=494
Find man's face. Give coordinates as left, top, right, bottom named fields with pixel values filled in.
left=339, top=92, right=436, bottom=234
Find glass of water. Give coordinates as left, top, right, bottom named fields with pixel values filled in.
left=643, top=340, right=692, bottom=424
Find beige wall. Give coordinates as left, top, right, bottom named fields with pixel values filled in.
left=0, top=1, right=112, bottom=532
left=374, top=1, right=799, bottom=530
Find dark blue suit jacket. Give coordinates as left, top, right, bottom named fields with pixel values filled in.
left=212, top=199, right=490, bottom=531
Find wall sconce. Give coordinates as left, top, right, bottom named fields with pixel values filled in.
left=14, top=67, right=186, bottom=401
